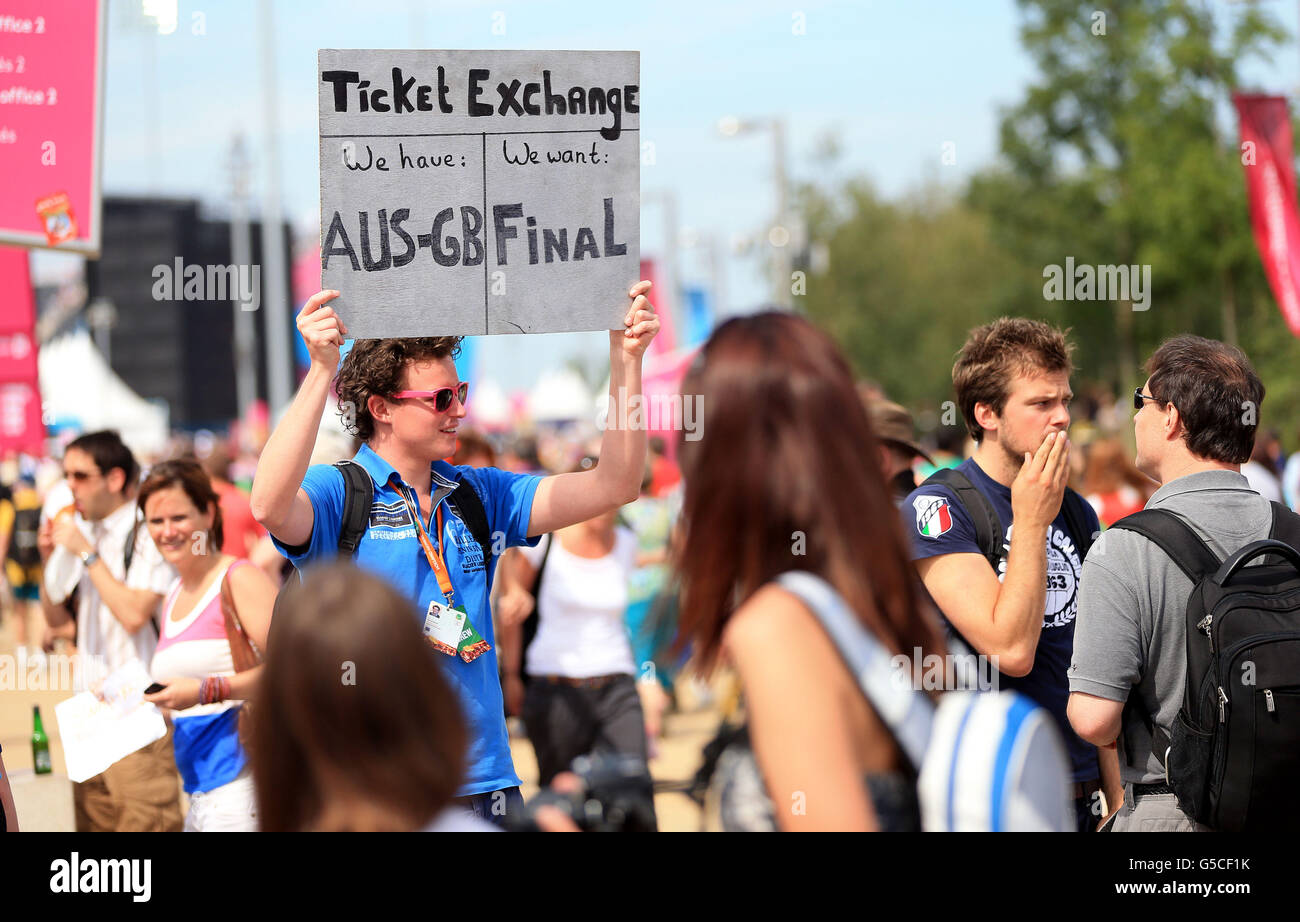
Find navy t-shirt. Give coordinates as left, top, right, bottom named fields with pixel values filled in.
left=903, top=457, right=1100, bottom=783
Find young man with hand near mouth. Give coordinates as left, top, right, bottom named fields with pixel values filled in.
left=251, top=284, right=659, bottom=826
left=904, top=318, right=1121, bottom=830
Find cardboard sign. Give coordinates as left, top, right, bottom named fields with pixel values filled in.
left=318, top=49, right=640, bottom=338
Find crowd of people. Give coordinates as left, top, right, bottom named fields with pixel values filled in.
left=2, top=279, right=1300, bottom=833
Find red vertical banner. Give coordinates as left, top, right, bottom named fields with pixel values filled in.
left=1235, top=94, right=1300, bottom=337
left=0, top=247, right=45, bottom=453
left=639, top=257, right=676, bottom=356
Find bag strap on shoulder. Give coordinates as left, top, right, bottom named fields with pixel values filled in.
left=334, top=459, right=374, bottom=557
left=1107, top=508, right=1222, bottom=582
left=520, top=534, right=554, bottom=669
left=1060, top=488, right=1097, bottom=560
left=1269, top=501, right=1300, bottom=554
left=922, top=468, right=1004, bottom=572
left=1109, top=508, right=1219, bottom=776
left=775, top=571, right=933, bottom=771
left=123, top=510, right=142, bottom=575
left=219, top=562, right=263, bottom=671
left=445, top=476, right=493, bottom=564
left=120, top=511, right=160, bottom=637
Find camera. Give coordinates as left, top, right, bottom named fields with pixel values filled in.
left=507, top=753, right=657, bottom=832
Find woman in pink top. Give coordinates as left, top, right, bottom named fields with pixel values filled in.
left=140, top=459, right=278, bottom=831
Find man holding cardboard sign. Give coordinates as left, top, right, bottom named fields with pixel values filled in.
left=252, top=286, right=658, bottom=826
left=251, top=50, right=656, bottom=825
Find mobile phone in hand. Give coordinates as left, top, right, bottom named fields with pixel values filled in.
left=143, top=682, right=167, bottom=695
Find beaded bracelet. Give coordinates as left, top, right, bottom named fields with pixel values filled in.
left=199, top=675, right=232, bottom=705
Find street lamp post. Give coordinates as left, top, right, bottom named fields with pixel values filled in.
left=719, top=115, right=792, bottom=309
left=228, top=135, right=258, bottom=420
left=258, top=0, right=292, bottom=416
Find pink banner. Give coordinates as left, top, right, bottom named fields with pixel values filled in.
left=0, top=247, right=44, bottom=454
left=0, top=0, right=105, bottom=255
left=640, top=257, right=676, bottom=356
left=1235, top=94, right=1300, bottom=337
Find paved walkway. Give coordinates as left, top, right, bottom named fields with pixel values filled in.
left=1, top=620, right=721, bottom=832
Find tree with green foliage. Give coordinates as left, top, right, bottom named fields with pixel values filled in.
left=798, top=0, right=1300, bottom=445
left=970, top=0, right=1294, bottom=418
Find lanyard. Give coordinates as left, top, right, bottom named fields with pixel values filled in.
left=395, top=484, right=456, bottom=608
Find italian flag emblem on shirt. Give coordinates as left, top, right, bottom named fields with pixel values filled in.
left=913, top=495, right=953, bottom=538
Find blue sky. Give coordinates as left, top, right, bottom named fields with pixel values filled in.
left=39, top=0, right=1300, bottom=393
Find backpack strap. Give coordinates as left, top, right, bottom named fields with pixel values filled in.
left=1108, top=508, right=1223, bottom=777
left=775, top=571, right=933, bottom=771
left=519, top=534, right=554, bottom=680
left=445, top=476, right=493, bottom=565
left=922, top=468, right=1004, bottom=572
left=532, top=533, right=553, bottom=595
left=1106, top=508, right=1222, bottom=582
left=1268, top=502, right=1300, bottom=555
left=1060, top=488, right=1097, bottom=561
left=120, top=511, right=161, bottom=638
left=334, top=460, right=374, bottom=557
left=123, top=510, right=141, bottom=576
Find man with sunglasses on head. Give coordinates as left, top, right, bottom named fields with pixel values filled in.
left=252, top=285, right=660, bottom=827
left=37, top=431, right=182, bottom=831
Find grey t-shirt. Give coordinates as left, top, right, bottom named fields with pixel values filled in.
left=1068, top=470, right=1274, bottom=784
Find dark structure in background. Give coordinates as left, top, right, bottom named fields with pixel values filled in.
left=85, top=196, right=294, bottom=429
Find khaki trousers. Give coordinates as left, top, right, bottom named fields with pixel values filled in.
left=74, top=734, right=183, bottom=832
left=1111, top=785, right=1212, bottom=833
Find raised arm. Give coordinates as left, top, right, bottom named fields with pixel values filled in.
left=528, top=281, right=659, bottom=536
left=48, top=515, right=161, bottom=634
left=916, top=431, right=1069, bottom=677
left=37, top=518, right=73, bottom=631
left=250, top=291, right=348, bottom=546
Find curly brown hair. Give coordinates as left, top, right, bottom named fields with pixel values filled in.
left=335, top=337, right=463, bottom=441
left=953, top=317, right=1073, bottom=443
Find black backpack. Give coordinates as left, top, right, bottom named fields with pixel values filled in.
left=919, top=467, right=1097, bottom=569
left=514, top=534, right=554, bottom=689
left=333, top=460, right=493, bottom=564
left=1109, top=503, right=1300, bottom=832
left=7, top=503, right=41, bottom=569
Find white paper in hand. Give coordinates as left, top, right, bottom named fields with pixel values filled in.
left=43, top=545, right=82, bottom=605
left=54, top=661, right=167, bottom=783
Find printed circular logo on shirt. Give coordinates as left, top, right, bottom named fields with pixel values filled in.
left=1043, top=524, right=1083, bottom=628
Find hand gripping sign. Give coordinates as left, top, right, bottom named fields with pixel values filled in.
left=318, top=49, right=640, bottom=338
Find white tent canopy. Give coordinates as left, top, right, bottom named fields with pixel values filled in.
left=527, top=368, right=594, bottom=423
left=467, top=376, right=511, bottom=431
left=40, top=330, right=170, bottom=458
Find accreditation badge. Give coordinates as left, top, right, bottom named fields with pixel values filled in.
left=423, top=600, right=465, bottom=656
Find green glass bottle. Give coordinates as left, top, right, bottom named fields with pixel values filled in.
left=32, top=705, right=51, bottom=774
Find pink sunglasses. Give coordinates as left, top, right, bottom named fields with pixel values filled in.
left=391, top=382, right=468, bottom=412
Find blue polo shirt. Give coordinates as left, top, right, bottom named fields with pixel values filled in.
left=273, top=443, right=542, bottom=796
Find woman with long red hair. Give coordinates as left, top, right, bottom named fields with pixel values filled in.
left=676, top=312, right=947, bottom=831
